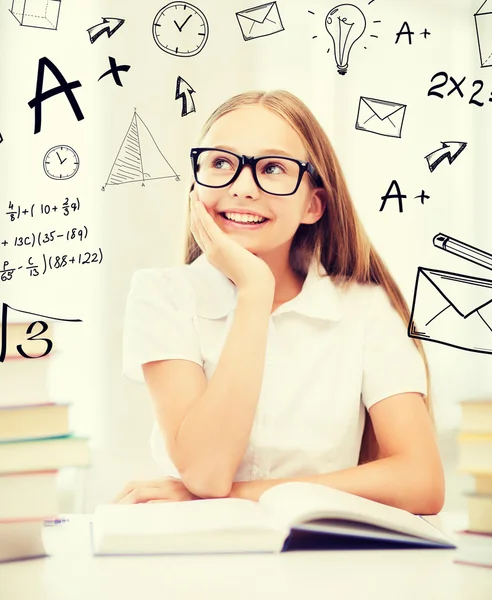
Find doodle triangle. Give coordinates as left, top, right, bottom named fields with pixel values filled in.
left=106, top=111, right=178, bottom=186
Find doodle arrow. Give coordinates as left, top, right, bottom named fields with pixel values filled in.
left=175, top=76, right=196, bottom=117
left=425, top=141, right=467, bottom=173
left=87, top=18, right=125, bottom=44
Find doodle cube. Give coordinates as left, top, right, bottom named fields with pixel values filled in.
left=10, top=0, right=61, bottom=30
left=475, top=0, right=492, bottom=68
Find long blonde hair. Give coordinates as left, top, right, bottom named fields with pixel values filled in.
left=183, top=90, right=434, bottom=465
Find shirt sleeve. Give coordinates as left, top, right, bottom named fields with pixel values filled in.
left=122, top=268, right=203, bottom=383
left=361, top=284, right=428, bottom=410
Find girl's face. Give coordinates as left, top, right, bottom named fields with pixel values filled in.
left=195, top=105, right=324, bottom=257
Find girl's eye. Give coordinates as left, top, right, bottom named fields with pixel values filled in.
left=263, top=162, right=285, bottom=175
left=212, top=158, right=233, bottom=170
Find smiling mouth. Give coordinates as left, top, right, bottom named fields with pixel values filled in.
left=218, top=212, right=270, bottom=227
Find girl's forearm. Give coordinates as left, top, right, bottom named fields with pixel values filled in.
left=175, top=286, right=274, bottom=498
left=228, top=455, right=445, bottom=515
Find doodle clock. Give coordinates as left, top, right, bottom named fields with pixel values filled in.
left=152, top=2, right=209, bottom=57
left=43, top=145, right=79, bottom=180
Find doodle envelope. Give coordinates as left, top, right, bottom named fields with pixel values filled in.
left=409, top=267, right=492, bottom=354
left=236, top=2, right=284, bottom=41
left=355, top=97, right=406, bottom=138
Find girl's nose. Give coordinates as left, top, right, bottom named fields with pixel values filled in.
left=228, top=165, right=260, bottom=198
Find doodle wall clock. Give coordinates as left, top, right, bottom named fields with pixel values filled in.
left=43, top=145, right=80, bottom=180
left=152, top=2, right=209, bottom=57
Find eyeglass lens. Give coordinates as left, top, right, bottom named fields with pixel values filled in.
left=195, top=149, right=301, bottom=195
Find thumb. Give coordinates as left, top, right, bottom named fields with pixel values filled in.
left=190, top=187, right=199, bottom=203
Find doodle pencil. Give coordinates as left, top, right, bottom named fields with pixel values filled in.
left=433, top=233, right=492, bottom=271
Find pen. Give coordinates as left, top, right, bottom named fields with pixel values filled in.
left=433, top=233, right=492, bottom=272
left=43, top=517, right=70, bottom=526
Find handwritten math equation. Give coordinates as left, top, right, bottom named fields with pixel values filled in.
left=1, top=249, right=104, bottom=282
left=2, top=226, right=88, bottom=249
left=6, top=198, right=80, bottom=221
left=428, top=71, right=492, bottom=109
left=2, top=195, right=104, bottom=281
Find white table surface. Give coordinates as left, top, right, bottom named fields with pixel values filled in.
left=0, top=511, right=491, bottom=600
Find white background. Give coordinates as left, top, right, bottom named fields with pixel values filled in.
left=0, top=0, right=491, bottom=510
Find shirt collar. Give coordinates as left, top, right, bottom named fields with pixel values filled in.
left=187, top=253, right=342, bottom=322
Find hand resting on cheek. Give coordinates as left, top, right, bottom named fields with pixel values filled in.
left=190, top=189, right=275, bottom=292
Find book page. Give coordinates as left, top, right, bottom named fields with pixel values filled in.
left=93, top=497, right=287, bottom=537
left=258, top=482, right=452, bottom=544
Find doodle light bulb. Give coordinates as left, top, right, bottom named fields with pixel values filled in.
left=325, top=4, right=366, bottom=75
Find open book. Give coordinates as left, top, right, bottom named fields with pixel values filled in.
left=91, top=482, right=456, bottom=555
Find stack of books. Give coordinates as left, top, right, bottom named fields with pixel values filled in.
left=0, top=319, right=91, bottom=563
left=454, top=397, right=492, bottom=569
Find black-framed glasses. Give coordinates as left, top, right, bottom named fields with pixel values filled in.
left=190, top=147, right=323, bottom=196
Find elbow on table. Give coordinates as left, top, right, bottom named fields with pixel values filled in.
left=411, top=463, right=446, bottom=515
left=428, top=458, right=446, bottom=514
left=182, top=468, right=233, bottom=499
left=415, top=487, right=444, bottom=515
left=427, top=477, right=445, bottom=515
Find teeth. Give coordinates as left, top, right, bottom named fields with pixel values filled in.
left=224, top=212, right=266, bottom=224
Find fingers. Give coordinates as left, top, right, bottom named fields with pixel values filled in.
left=112, top=477, right=194, bottom=504
left=191, top=204, right=209, bottom=251
left=194, top=201, right=214, bottom=245
left=196, top=198, right=227, bottom=246
left=112, top=477, right=179, bottom=503
left=189, top=190, right=207, bottom=252
left=197, top=198, right=223, bottom=235
left=112, top=485, right=132, bottom=504
left=117, top=487, right=168, bottom=504
left=189, top=187, right=198, bottom=203
left=190, top=194, right=216, bottom=254
left=112, top=483, right=147, bottom=503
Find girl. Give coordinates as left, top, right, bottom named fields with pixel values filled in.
left=115, top=90, right=445, bottom=514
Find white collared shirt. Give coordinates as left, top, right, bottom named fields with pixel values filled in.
left=123, top=254, right=427, bottom=481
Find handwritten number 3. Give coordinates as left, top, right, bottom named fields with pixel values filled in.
left=16, top=320, right=53, bottom=359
